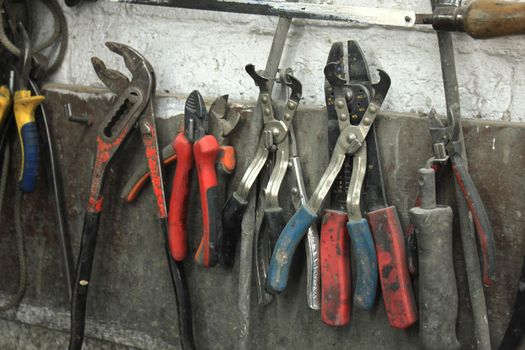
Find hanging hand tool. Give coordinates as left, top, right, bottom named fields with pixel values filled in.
left=409, top=168, right=459, bottom=350
left=364, top=117, right=417, bottom=329
left=69, top=42, right=194, bottom=350
left=119, top=0, right=525, bottom=38
left=120, top=95, right=238, bottom=204
left=220, top=64, right=301, bottom=266
left=168, top=90, right=222, bottom=267
left=12, top=23, right=44, bottom=193
left=319, top=41, right=378, bottom=327
left=427, top=109, right=496, bottom=286
left=266, top=63, right=390, bottom=302
left=428, top=0, right=493, bottom=346
left=499, top=256, right=525, bottom=350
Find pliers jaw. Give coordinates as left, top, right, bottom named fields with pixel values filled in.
left=184, top=90, right=208, bottom=142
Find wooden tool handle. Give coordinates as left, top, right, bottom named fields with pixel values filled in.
left=463, top=0, right=525, bottom=38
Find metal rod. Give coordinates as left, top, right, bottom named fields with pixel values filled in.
left=432, top=0, right=491, bottom=347
left=114, top=0, right=417, bottom=28
left=238, top=12, right=293, bottom=350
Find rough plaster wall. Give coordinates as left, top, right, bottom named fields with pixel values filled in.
left=37, top=0, right=525, bottom=122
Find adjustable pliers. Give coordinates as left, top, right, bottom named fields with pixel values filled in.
left=221, top=64, right=301, bottom=266
left=69, top=43, right=193, bottom=350
left=169, top=90, right=222, bottom=267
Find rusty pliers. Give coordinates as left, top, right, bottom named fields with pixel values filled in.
left=69, top=43, right=194, bottom=350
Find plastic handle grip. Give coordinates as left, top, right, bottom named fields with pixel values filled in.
left=267, top=205, right=317, bottom=293
left=69, top=211, right=101, bottom=350
left=451, top=155, right=496, bottom=285
left=410, top=205, right=459, bottom=350
left=168, top=133, right=193, bottom=261
left=347, top=218, right=378, bottom=310
left=14, top=90, right=44, bottom=193
left=193, top=135, right=221, bottom=267
left=219, top=193, right=248, bottom=266
left=368, top=206, right=417, bottom=329
left=321, top=210, right=351, bottom=326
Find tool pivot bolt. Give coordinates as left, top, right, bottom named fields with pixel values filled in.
left=287, top=101, right=296, bottom=109
left=284, top=113, right=291, bottom=121
left=347, top=133, right=357, bottom=142
left=272, top=128, right=280, bottom=136
left=264, top=108, right=271, bottom=116
left=261, top=95, right=269, bottom=103
left=363, top=117, right=372, bottom=125
left=345, top=90, right=353, bottom=100
left=340, top=113, right=348, bottom=121
left=336, top=100, right=345, bottom=108
left=79, top=280, right=89, bottom=286
left=369, top=105, right=378, bottom=113
left=291, top=187, right=298, bottom=195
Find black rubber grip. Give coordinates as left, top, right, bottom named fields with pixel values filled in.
left=264, top=207, right=286, bottom=249
left=69, top=211, right=101, bottom=350
left=219, top=193, right=248, bottom=266
left=409, top=205, right=459, bottom=350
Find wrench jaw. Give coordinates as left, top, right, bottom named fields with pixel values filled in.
left=370, top=69, right=391, bottom=105
left=324, top=62, right=347, bottom=87
left=246, top=64, right=270, bottom=91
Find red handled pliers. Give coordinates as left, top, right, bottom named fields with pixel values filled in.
left=169, top=90, right=222, bottom=267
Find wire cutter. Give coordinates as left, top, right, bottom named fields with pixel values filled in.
left=168, top=90, right=222, bottom=267
left=266, top=62, right=390, bottom=299
left=69, top=43, right=194, bottom=350
left=427, top=108, right=496, bottom=285
left=319, top=41, right=378, bottom=326
left=220, top=64, right=301, bottom=266
left=119, top=95, right=238, bottom=204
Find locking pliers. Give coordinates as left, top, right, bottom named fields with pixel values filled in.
left=220, top=64, right=301, bottom=266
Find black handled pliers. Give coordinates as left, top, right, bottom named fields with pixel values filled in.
left=69, top=43, right=194, bottom=350
left=427, top=108, right=496, bottom=286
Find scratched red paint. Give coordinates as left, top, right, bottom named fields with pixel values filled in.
left=368, top=206, right=417, bottom=329
left=321, top=210, right=351, bottom=326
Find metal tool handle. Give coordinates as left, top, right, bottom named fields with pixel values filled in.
left=13, top=90, right=44, bottom=193
left=409, top=169, right=459, bottom=350
left=451, top=153, right=496, bottom=285
left=267, top=205, right=317, bottom=293
left=347, top=218, right=378, bottom=310
left=193, top=135, right=221, bottom=267
left=368, top=206, right=417, bottom=329
left=220, top=192, right=248, bottom=266
left=320, top=210, right=351, bottom=326
left=168, top=132, right=193, bottom=261
left=69, top=211, right=101, bottom=350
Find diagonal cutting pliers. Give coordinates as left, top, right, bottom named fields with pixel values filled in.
left=69, top=43, right=194, bottom=350
left=427, top=108, right=496, bottom=285
left=168, top=90, right=222, bottom=267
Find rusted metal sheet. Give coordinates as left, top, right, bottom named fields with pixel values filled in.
left=0, top=86, right=523, bottom=349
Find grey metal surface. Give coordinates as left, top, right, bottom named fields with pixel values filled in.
left=0, top=87, right=523, bottom=349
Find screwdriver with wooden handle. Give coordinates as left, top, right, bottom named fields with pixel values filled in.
left=409, top=168, right=459, bottom=350
left=417, top=0, right=525, bottom=39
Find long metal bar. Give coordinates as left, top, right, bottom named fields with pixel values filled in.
left=114, top=0, right=416, bottom=28
left=432, top=1, right=491, bottom=348
left=238, top=13, right=293, bottom=350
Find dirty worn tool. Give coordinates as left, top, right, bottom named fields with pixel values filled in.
left=117, top=0, right=525, bottom=38
left=319, top=41, right=378, bottom=327
left=168, top=90, right=222, bottom=267
left=429, top=0, right=493, bottom=346
left=266, top=64, right=390, bottom=304
left=68, top=43, right=194, bottom=350
left=221, top=64, right=301, bottom=267
left=120, top=95, right=238, bottom=204
left=499, top=255, right=525, bottom=350
left=409, top=168, right=459, bottom=350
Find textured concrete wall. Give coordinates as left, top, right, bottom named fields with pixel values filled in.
left=37, top=0, right=525, bottom=122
